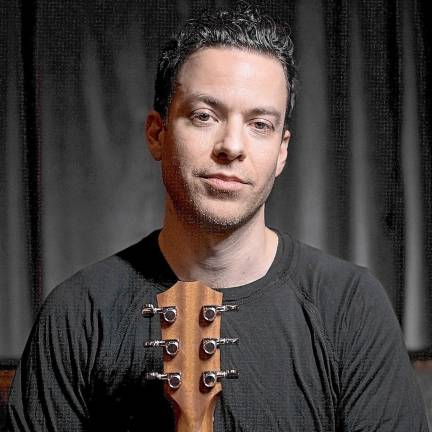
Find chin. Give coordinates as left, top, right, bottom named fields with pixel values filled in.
left=186, top=200, right=262, bottom=232
left=167, top=185, right=269, bottom=232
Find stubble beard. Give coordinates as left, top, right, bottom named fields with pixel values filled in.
left=164, top=171, right=276, bottom=234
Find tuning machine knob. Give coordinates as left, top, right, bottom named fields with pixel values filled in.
left=142, top=304, right=177, bottom=323
left=202, top=304, right=239, bottom=322
left=202, top=337, right=239, bottom=355
left=145, top=372, right=182, bottom=389
left=144, top=339, right=180, bottom=356
left=202, top=369, right=239, bottom=388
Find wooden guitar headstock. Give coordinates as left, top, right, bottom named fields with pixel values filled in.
left=143, top=281, right=239, bottom=432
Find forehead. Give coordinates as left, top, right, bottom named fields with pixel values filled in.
left=174, top=47, right=287, bottom=111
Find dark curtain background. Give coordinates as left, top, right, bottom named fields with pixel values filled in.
left=1, top=0, right=431, bottom=367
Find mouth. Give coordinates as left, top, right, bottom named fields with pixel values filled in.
left=200, top=173, right=248, bottom=192
left=203, top=173, right=247, bottom=184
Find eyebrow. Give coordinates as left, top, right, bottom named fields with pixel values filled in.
left=181, top=92, right=283, bottom=127
left=248, top=107, right=282, bottom=126
left=182, top=93, right=224, bottom=109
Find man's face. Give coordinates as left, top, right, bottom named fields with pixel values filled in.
left=147, top=47, right=290, bottom=230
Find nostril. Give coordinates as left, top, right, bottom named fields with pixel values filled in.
left=213, top=138, right=246, bottom=162
left=212, top=149, right=245, bottom=164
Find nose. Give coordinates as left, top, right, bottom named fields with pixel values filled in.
left=212, top=119, right=246, bottom=163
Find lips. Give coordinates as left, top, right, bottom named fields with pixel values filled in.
left=203, top=173, right=247, bottom=184
left=200, top=173, right=249, bottom=192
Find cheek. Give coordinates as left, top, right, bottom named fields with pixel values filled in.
left=160, top=138, right=193, bottom=185
left=252, top=146, right=281, bottom=177
left=162, top=149, right=189, bottom=178
left=165, top=131, right=210, bottom=171
left=161, top=131, right=184, bottom=167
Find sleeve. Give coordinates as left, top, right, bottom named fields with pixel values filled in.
left=7, top=282, right=93, bottom=431
left=335, top=271, right=429, bottom=431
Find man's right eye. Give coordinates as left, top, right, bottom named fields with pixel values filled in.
left=190, top=111, right=216, bottom=125
left=195, top=113, right=210, bottom=121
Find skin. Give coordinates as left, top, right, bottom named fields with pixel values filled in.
left=146, top=47, right=290, bottom=288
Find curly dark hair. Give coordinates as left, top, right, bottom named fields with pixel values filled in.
left=154, top=1, right=297, bottom=129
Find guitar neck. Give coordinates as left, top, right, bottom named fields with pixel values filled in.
left=157, top=281, right=223, bottom=432
left=143, top=280, right=238, bottom=432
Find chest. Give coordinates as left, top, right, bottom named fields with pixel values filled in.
left=90, top=288, right=338, bottom=431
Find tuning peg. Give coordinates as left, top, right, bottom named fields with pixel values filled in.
left=201, top=337, right=239, bottom=355
left=202, top=304, right=239, bottom=322
left=142, top=304, right=177, bottom=323
left=202, top=369, right=239, bottom=388
left=145, top=372, right=182, bottom=389
left=144, top=339, right=180, bottom=356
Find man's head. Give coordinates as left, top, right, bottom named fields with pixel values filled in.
left=146, top=2, right=296, bottom=231
left=153, top=1, right=296, bottom=130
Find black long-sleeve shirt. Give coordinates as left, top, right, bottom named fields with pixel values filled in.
left=7, top=230, right=429, bottom=431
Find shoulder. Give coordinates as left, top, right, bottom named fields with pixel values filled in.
left=278, top=232, right=400, bottom=357
left=279, top=231, right=383, bottom=305
left=39, top=230, right=162, bottom=325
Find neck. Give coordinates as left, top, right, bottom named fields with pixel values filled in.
left=158, top=202, right=278, bottom=288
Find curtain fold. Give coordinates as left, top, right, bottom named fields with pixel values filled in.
left=402, top=0, right=432, bottom=351
left=0, top=0, right=35, bottom=358
left=1, top=0, right=431, bottom=358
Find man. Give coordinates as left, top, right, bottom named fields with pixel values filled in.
left=7, top=2, right=428, bottom=431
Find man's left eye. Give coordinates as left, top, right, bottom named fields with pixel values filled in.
left=251, top=121, right=272, bottom=132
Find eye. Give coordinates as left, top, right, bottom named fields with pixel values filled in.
left=254, top=121, right=269, bottom=130
left=250, top=120, right=273, bottom=134
left=190, top=110, right=216, bottom=126
left=195, top=113, right=211, bottom=122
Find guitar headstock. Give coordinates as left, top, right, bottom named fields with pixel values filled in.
left=142, top=281, right=239, bottom=431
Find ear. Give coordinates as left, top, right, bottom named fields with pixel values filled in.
left=275, top=129, right=290, bottom=177
left=146, top=111, right=165, bottom=161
